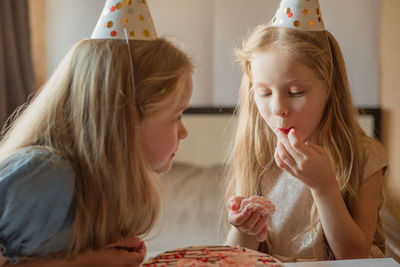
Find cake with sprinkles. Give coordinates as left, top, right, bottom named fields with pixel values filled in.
left=142, top=245, right=284, bottom=266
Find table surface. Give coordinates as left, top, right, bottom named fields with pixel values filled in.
left=285, top=258, right=399, bottom=266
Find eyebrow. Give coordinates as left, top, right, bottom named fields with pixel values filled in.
left=285, top=79, right=311, bottom=85
left=253, top=79, right=311, bottom=88
left=252, top=82, right=269, bottom=88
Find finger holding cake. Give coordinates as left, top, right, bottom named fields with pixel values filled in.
left=228, top=195, right=275, bottom=242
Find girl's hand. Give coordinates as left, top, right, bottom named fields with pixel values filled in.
left=227, top=196, right=275, bottom=242
left=274, top=129, right=337, bottom=191
left=77, top=237, right=146, bottom=267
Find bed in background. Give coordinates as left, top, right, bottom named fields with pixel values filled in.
left=145, top=106, right=383, bottom=258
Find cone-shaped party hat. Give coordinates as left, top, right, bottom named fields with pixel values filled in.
left=270, top=0, right=325, bottom=31
left=91, top=0, right=157, bottom=40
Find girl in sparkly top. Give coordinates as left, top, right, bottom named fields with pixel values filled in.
left=0, top=0, right=193, bottom=266
left=225, top=0, right=387, bottom=262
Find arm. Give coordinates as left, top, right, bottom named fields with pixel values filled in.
left=275, top=129, right=383, bottom=259
left=0, top=238, right=146, bottom=267
left=311, top=170, right=382, bottom=259
left=0, top=254, right=84, bottom=267
left=226, top=226, right=260, bottom=250
left=0, top=253, right=88, bottom=267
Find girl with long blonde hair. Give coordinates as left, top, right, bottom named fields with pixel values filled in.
left=0, top=37, right=193, bottom=266
left=225, top=2, right=387, bottom=262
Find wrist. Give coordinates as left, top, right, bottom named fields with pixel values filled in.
left=310, top=176, right=339, bottom=197
left=227, top=227, right=259, bottom=249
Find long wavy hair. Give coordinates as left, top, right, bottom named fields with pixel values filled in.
left=225, top=25, right=387, bottom=257
left=0, top=38, right=193, bottom=257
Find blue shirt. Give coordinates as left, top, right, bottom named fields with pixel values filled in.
left=0, top=147, right=76, bottom=263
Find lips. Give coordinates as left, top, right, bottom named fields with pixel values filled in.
left=278, top=127, right=293, bottom=135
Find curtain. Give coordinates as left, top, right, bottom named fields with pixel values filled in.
left=0, top=0, right=34, bottom=129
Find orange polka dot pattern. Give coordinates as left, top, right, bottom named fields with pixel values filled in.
left=91, top=0, right=157, bottom=40
left=270, top=0, right=325, bottom=31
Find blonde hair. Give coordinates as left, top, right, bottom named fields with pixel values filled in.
left=226, top=25, right=387, bottom=256
left=0, top=38, right=193, bottom=257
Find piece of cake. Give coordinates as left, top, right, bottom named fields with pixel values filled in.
left=142, top=245, right=284, bottom=266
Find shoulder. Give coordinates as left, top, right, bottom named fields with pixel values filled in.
left=361, top=139, right=388, bottom=182
left=0, top=146, right=75, bottom=197
left=0, top=147, right=76, bottom=261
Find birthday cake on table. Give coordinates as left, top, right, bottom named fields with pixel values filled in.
left=142, top=245, right=284, bottom=266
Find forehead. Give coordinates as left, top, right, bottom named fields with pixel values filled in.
left=141, top=72, right=193, bottom=122
left=176, top=73, right=193, bottom=107
left=250, top=47, right=324, bottom=86
left=168, top=72, right=193, bottom=112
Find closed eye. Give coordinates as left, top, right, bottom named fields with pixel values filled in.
left=289, top=91, right=304, bottom=96
left=253, top=88, right=272, bottom=97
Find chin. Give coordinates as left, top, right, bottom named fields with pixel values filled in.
left=154, top=161, right=172, bottom=175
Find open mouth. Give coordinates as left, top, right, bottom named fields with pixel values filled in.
left=278, top=127, right=293, bottom=135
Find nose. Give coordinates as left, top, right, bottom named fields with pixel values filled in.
left=271, top=94, right=289, bottom=117
left=178, top=121, right=188, bottom=140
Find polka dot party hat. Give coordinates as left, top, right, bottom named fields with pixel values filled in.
left=270, top=0, right=325, bottom=31
left=91, top=0, right=157, bottom=40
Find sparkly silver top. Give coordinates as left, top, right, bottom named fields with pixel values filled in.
left=261, top=142, right=387, bottom=261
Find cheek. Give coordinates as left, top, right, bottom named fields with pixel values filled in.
left=306, top=98, right=326, bottom=120
left=254, top=96, right=268, bottom=116
left=158, top=127, right=178, bottom=153
left=296, top=102, right=326, bottom=137
left=255, top=99, right=273, bottom=125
